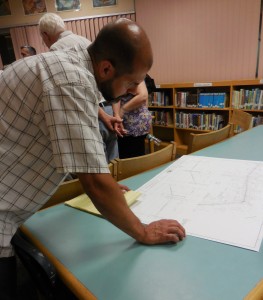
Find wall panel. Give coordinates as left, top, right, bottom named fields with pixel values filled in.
left=10, top=12, right=135, bottom=60
left=135, top=0, right=262, bottom=83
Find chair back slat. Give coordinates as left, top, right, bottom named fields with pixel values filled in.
left=41, top=162, right=116, bottom=209
left=229, top=109, right=252, bottom=136
left=115, top=142, right=176, bottom=181
left=188, top=125, right=231, bottom=154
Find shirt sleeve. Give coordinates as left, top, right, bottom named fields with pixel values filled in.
left=43, top=84, right=109, bottom=174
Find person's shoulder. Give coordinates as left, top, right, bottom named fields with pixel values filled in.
left=40, top=47, right=88, bottom=64
left=51, top=34, right=91, bottom=51
left=69, top=33, right=91, bottom=45
left=60, top=30, right=72, bottom=38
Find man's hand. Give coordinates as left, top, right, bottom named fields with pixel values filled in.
left=103, top=114, right=122, bottom=131
left=78, top=173, right=186, bottom=246
left=99, top=107, right=122, bottom=132
left=140, top=219, right=186, bottom=245
left=114, top=121, right=128, bottom=137
left=118, top=183, right=130, bottom=192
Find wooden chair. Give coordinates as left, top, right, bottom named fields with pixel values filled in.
left=108, top=160, right=117, bottom=180
left=187, top=124, right=231, bottom=154
left=41, top=162, right=117, bottom=209
left=114, top=142, right=177, bottom=181
left=229, top=109, right=252, bottom=136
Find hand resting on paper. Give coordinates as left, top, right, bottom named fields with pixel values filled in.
left=78, top=173, right=186, bottom=246
left=141, top=219, right=186, bottom=245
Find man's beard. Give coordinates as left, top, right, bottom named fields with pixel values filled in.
left=99, top=78, right=128, bottom=104
left=99, top=79, right=116, bottom=103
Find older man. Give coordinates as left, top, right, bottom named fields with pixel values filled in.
left=39, top=12, right=119, bottom=161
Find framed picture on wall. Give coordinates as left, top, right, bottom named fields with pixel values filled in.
left=56, top=0, right=80, bottom=11
left=0, top=0, right=11, bottom=16
left=92, top=0, right=117, bottom=8
left=22, top=0, right=47, bottom=15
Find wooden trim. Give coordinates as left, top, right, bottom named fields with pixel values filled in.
left=244, top=279, right=263, bottom=300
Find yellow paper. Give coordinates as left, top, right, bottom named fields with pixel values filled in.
left=65, top=190, right=141, bottom=217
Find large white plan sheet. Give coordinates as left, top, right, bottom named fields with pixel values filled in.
left=131, top=155, right=263, bottom=251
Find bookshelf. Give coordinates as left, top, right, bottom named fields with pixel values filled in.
left=148, top=80, right=263, bottom=155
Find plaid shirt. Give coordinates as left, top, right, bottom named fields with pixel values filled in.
left=50, top=31, right=91, bottom=51
left=0, top=46, right=108, bottom=257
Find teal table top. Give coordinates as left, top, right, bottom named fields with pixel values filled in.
left=24, top=125, right=263, bottom=300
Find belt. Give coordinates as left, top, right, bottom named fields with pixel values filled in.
left=99, top=102, right=111, bottom=108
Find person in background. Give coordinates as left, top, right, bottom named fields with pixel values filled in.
left=39, top=12, right=90, bottom=51
left=20, top=45, right=36, bottom=57
left=114, top=81, right=153, bottom=158
left=0, top=18, right=186, bottom=298
left=39, top=12, right=120, bottom=162
left=98, top=98, right=120, bottom=161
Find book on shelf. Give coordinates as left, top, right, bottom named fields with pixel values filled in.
left=252, top=115, right=263, bottom=127
left=151, top=110, right=173, bottom=126
left=232, top=88, right=263, bottom=110
left=176, top=92, right=198, bottom=107
left=198, top=93, right=226, bottom=108
left=258, top=90, right=263, bottom=110
left=149, top=91, right=171, bottom=106
left=177, top=92, right=226, bottom=108
left=175, top=112, right=225, bottom=130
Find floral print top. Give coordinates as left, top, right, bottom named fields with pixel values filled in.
left=121, top=96, right=152, bottom=137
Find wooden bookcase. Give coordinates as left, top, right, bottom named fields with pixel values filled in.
left=148, top=79, right=263, bottom=155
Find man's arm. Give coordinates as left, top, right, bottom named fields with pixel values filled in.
left=77, top=173, right=186, bottom=245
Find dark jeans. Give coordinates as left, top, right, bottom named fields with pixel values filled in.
left=0, top=256, right=17, bottom=300
left=0, top=255, right=39, bottom=300
left=118, top=134, right=147, bottom=158
left=0, top=255, right=78, bottom=300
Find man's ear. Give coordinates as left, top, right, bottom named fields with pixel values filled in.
left=97, top=60, right=115, bottom=80
left=42, top=32, right=49, bottom=40
left=41, top=31, right=51, bottom=46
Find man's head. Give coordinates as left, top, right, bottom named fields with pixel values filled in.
left=88, top=18, right=153, bottom=103
left=39, top=13, right=65, bottom=48
left=20, top=46, right=37, bottom=57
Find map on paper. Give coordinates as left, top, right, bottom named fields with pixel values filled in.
left=131, top=155, right=263, bottom=251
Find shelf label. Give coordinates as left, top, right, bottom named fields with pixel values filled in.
left=259, top=79, right=263, bottom=84
left=194, top=82, right=212, bottom=87
left=155, top=84, right=161, bottom=88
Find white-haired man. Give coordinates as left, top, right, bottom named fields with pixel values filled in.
left=39, top=12, right=90, bottom=50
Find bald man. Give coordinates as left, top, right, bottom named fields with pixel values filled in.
left=0, top=18, right=185, bottom=298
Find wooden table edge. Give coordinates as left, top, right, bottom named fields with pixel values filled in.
left=20, top=225, right=97, bottom=300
